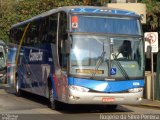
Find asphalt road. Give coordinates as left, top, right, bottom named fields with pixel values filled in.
left=0, top=84, right=160, bottom=120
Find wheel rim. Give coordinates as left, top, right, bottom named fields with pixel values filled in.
left=16, top=76, right=19, bottom=94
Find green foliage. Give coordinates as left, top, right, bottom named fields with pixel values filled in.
left=138, top=0, right=160, bottom=31
left=0, top=0, right=16, bottom=42
left=0, top=0, right=83, bottom=43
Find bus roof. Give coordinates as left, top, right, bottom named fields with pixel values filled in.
left=11, top=6, right=140, bottom=29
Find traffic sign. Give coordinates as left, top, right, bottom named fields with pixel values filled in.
left=144, top=32, right=158, bottom=53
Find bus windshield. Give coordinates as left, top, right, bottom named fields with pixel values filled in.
left=70, top=15, right=142, bottom=35
left=70, top=34, right=144, bottom=80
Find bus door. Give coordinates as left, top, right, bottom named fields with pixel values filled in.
left=57, top=12, right=68, bottom=102
left=18, top=48, right=31, bottom=91
left=51, top=12, right=68, bottom=102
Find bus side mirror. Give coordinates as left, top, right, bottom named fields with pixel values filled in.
left=65, top=40, right=71, bottom=54
left=146, top=46, right=152, bottom=59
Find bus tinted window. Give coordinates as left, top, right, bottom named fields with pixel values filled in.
left=23, top=14, right=58, bottom=46
left=58, top=12, right=67, bottom=69
left=10, top=26, right=25, bottom=44
left=24, top=20, right=41, bottom=46
left=71, top=15, right=142, bottom=35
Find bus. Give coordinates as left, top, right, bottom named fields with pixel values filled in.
left=9, top=6, right=145, bottom=110
left=0, top=40, right=7, bottom=84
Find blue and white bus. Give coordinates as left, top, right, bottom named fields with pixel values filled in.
left=9, top=6, right=145, bottom=110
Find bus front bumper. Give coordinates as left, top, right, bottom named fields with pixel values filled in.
left=67, top=89, right=143, bottom=105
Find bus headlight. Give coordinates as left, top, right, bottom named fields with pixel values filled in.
left=69, top=85, right=89, bottom=92
left=128, top=88, right=143, bottom=93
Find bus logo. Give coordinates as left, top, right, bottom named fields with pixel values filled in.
left=29, top=49, right=43, bottom=62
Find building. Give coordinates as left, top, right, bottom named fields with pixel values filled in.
left=106, top=0, right=146, bottom=24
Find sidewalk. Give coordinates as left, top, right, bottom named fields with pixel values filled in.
left=0, top=83, right=15, bottom=94
left=141, top=99, right=160, bottom=108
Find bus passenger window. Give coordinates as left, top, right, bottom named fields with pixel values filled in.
left=48, top=14, right=58, bottom=44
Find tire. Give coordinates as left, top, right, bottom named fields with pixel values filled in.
left=15, top=76, right=21, bottom=97
left=49, top=88, right=59, bottom=110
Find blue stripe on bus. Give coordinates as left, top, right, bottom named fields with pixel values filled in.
left=68, top=77, right=144, bottom=93
left=70, top=8, right=137, bottom=16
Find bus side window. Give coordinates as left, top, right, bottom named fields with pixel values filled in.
left=23, top=20, right=41, bottom=46
left=47, top=14, right=58, bottom=44
left=14, top=26, right=25, bottom=45
left=58, top=12, right=67, bottom=70
left=41, top=17, right=49, bottom=44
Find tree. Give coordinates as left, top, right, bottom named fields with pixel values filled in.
left=138, top=0, right=160, bottom=31
left=0, top=0, right=17, bottom=42
left=0, top=0, right=84, bottom=42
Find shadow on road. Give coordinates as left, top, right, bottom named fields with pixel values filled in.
left=22, top=91, right=133, bottom=113
left=59, top=104, right=133, bottom=114
left=14, top=91, right=133, bottom=113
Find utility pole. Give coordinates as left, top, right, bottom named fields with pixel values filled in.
left=0, top=0, right=2, bottom=18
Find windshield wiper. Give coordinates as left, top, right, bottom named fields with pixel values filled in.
left=91, top=51, right=106, bottom=79
left=112, top=59, right=129, bottom=80
left=109, top=38, right=129, bottom=80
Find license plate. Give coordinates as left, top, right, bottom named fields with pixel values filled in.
left=102, top=97, right=114, bottom=102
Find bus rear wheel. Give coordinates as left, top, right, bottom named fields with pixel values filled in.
left=49, top=88, right=59, bottom=110
left=15, top=76, right=21, bottom=97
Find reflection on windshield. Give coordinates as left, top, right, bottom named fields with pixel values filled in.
left=70, top=35, right=109, bottom=66
left=70, top=35, right=144, bottom=80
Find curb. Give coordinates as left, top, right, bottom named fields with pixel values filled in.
left=140, top=103, right=160, bottom=109
left=140, top=99, right=160, bottom=108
